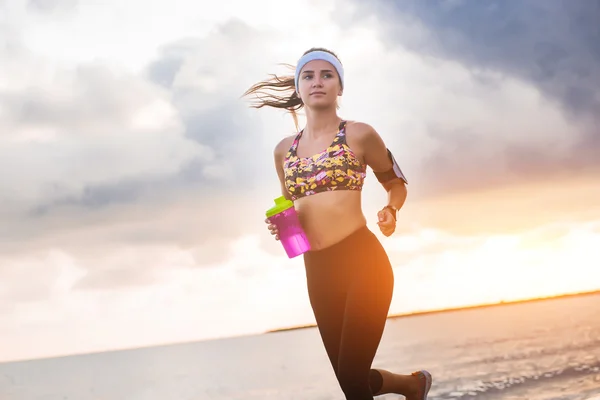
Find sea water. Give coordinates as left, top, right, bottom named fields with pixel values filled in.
left=1, top=293, right=599, bottom=400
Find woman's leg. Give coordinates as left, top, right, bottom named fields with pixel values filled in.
left=371, top=369, right=425, bottom=398
left=335, top=229, right=430, bottom=400
left=304, top=245, right=352, bottom=379
left=304, top=267, right=347, bottom=378
left=358, top=233, right=432, bottom=399
left=304, top=227, right=431, bottom=400
left=335, top=257, right=393, bottom=399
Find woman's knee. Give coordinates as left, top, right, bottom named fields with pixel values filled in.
left=336, top=369, right=373, bottom=400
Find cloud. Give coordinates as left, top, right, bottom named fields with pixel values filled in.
left=0, top=235, right=307, bottom=362
left=2, top=0, right=599, bottom=363
left=0, top=64, right=211, bottom=241
left=144, top=19, right=295, bottom=184
left=0, top=6, right=322, bottom=297
left=0, top=23, right=216, bottom=215
left=346, top=0, right=600, bottom=116
left=0, top=15, right=295, bottom=298
left=0, top=17, right=283, bottom=235
left=334, top=0, right=600, bottom=196
left=2, top=0, right=595, bottom=284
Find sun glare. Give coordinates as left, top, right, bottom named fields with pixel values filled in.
left=388, top=220, right=600, bottom=316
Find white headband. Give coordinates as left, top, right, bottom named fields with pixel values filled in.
left=294, top=50, right=344, bottom=93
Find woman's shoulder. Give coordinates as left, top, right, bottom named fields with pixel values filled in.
left=344, top=120, right=379, bottom=141
left=273, top=134, right=297, bottom=158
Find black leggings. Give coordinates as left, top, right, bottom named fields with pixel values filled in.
left=303, top=226, right=394, bottom=400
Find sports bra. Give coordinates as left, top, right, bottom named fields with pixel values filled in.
left=283, top=120, right=367, bottom=200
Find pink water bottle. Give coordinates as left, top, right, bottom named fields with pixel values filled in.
left=266, top=196, right=311, bottom=258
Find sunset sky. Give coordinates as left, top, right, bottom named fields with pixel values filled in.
left=1, top=0, right=599, bottom=363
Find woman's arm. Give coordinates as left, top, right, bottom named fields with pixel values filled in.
left=274, top=137, right=293, bottom=201
left=358, top=123, right=408, bottom=235
left=361, top=124, right=408, bottom=208
left=266, top=138, right=294, bottom=241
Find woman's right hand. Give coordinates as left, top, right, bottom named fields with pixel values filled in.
left=265, top=218, right=279, bottom=241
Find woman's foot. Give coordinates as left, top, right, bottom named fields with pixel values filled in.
left=406, top=370, right=432, bottom=400
left=370, top=369, right=432, bottom=398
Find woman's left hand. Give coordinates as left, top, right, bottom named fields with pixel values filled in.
left=377, top=208, right=396, bottom=237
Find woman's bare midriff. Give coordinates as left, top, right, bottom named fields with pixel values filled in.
left=294, top=190, right=367, bottom=251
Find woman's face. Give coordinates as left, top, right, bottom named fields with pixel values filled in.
left=297, top=59, right=342, bottom=109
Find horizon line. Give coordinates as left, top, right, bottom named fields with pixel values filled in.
left=265, top=289, right=600, bottom=333
left=2, top=289, right=598, bottom=365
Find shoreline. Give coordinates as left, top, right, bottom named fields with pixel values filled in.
left=265, top=289, right=600, bottom=333
left=3, top=289, right=598, bottom=364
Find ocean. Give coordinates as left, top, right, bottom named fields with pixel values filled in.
left=1, top=293, right=599, bottom=400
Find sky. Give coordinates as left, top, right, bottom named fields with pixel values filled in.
left=1, top=0, right=599, bottom=363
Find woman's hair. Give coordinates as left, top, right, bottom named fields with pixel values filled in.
left=242, top=47, right=342, bottom=130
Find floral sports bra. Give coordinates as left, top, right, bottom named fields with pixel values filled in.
left=283, top=120, right=367, bottom=201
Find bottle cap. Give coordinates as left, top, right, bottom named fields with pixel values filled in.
left=266, top=196, right=294, bottom=218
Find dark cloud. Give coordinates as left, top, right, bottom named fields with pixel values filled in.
left=27, top=155, right=218, bottom=217
left=339, top=0, right=600, bottom=196
left=413, top=123, right=595, bottom=198
left=147, top=54, right=182, bottom=89
left=30, top=179, right=159, bottom=214
left=355, top=0, right=600, bottom=115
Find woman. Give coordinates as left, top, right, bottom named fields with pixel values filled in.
left=244, top=47, right=433, bottom=400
